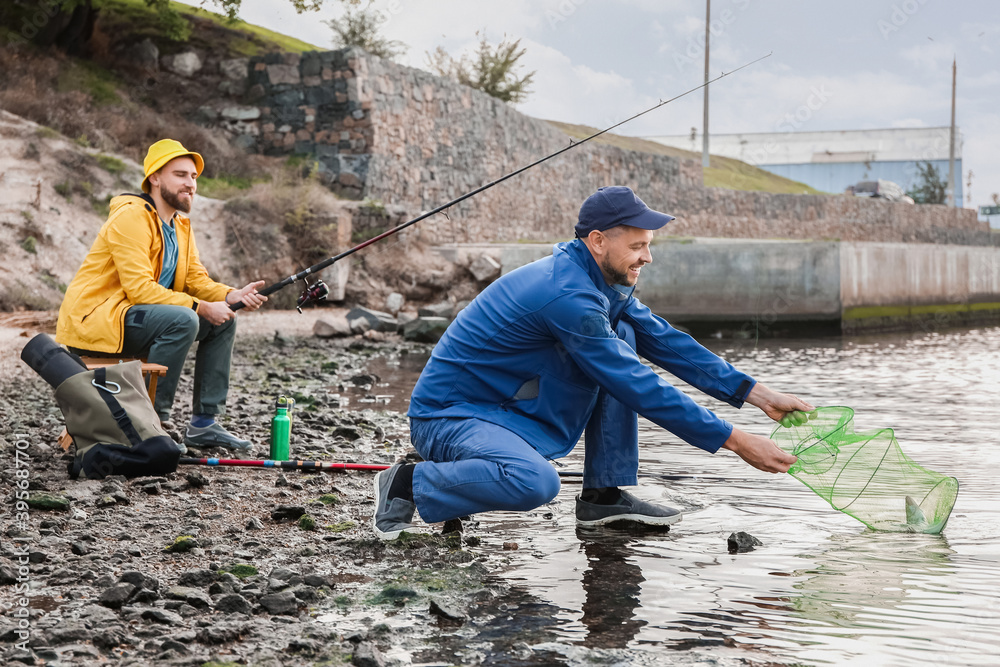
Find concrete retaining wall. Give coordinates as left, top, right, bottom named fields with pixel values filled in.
left=496, top=240, right=1000, bottom=333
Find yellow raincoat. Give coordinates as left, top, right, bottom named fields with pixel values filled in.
left=56, top=194, right=232, bottom=353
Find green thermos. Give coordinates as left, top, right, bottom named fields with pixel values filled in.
left=270, top=395, right=292, bottom=461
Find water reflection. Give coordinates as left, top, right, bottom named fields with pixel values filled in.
left=576, top=527, right=648, bottom=649
left=790, top=531, right=955, bottom=628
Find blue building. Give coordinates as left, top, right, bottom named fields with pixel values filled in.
left=645, top=127, right=964, bottom=207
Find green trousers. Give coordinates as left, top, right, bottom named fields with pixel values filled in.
left=72, top=304, right=236, bottom=421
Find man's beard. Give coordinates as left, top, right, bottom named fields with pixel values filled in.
left=161, top=184, right=193, bottom=213
left=600, top=256, right=634, bottom=286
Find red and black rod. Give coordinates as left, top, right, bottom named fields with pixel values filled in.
left=177, top=457, right=718, bottom=481
left=230, top=53, right=771, bottom=310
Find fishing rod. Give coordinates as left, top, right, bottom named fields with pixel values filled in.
left=177, top=457, right=724, bottom=482
left=231, top=52, right=773, bottom=311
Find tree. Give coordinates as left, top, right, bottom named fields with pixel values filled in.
left=907, top=161, right=947, bottom=205
left=427, top=33, right=535, bottom=104
left=325, top=1, right=405, bottom=61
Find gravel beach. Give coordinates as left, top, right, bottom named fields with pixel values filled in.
left=0, top=310, right=549, bottom=666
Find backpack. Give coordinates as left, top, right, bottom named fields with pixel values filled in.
left=55, top=360, right=181, bottom=480
left=21, top=334, right=181, bottom=479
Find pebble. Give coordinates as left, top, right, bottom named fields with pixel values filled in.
left=727, top=531, right=764, bottom=553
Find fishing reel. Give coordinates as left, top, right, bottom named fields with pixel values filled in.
left=296, top=279, right=329, bottom=313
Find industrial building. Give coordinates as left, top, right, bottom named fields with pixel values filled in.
left=645, top=127, right=964, bottom=206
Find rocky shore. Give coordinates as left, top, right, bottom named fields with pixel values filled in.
left=0, top=312, right=553, bottom=667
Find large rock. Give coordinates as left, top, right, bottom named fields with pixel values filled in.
left=313, top=315, right=351, bottom=338
left=346, top=307, right=397, bottom=333
left=402, top=316, right=449, bottom=343
left=260, top=591, right=299, bottom=615
left=469, top=253, right=501, bottom=282
left=162, top=51, right=202, bottom=77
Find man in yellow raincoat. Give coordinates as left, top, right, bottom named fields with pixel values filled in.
left=56, top=139, right=267, bottom=451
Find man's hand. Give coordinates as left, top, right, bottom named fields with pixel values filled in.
left=226, top=280, right=267, bottom=311
left=197, top=300, right=235, bottom=326
left=723, top=428, right=797, bottom=473
left=746, top=382, right=816, bottom=427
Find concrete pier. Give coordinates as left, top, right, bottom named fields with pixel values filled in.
left=494, top=240, right=1000, bottom=334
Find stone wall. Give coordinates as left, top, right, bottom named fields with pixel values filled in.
left=212, top=47, right=990, bottom=247
left=654, top=186, right=992, bottom=246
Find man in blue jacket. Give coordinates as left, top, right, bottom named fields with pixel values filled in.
left=373, top=186, right=813, bottom=539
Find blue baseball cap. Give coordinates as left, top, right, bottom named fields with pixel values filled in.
left=574, top=186, right=675, bottom=238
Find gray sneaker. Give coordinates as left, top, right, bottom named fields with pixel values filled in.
left=372, top=465, right=425, bottom=540
left=575, top=490, right=683, bottom=528
left=183, top=422, right=252, bottom=452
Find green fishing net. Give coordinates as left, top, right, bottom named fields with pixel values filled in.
left=771, top=406, right=959, bottom=534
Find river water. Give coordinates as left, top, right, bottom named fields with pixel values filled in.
left=355, top=326, right=1000, bottom=666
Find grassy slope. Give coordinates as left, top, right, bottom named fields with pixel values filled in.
left=546, top=119, right=823, bottom=195
left=97, top=0, right=323, bottom=56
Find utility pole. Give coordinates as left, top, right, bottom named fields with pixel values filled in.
left=947, top=56, right=956, bottom=207
left=702, top=0, right=711, bottom=169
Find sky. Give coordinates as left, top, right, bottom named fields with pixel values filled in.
left=181, top=0, right=1000, bottom=210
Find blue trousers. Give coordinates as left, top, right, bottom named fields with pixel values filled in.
left=410, top=321, right=640, bottom=523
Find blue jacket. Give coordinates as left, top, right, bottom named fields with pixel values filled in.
left=408, top=239, right=756, bottom=458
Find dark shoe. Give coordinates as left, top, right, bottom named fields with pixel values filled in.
left=183, top=423, right=252, bottom=452
left=575, top=489, right=682, bottom=528
left=372, top=464, right=425, bottom=540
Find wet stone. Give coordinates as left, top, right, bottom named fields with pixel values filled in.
left=120, top=570, right=159, bottom=591
left=132, top=588, right=160, bottom=603
left=196, top=621, right=245, bottom=644
left=271, top=505, right=306, bottom=522
left=429, top=598, right=467, bottom=623
left=45, top=620, right=90, bottom=644
left=99, top=583, right=135, bottom=609
left=214, top=593, right=252, bottom=615
left=260, top=591, right=299, bottom=615
left=166, top=586, right=213, bottom=609
left=178, top=568, right=216, bottom=587
left=728, top=531, right=763, bottom=553
left=26, top=492, right=70, bottom=511
left=159, top=639, right=189, bottom=654
left=0, top=564, right=18, bottom=585
left=351, top=641, right=386, bottom=667
left=184, top=471, right=209, bottom=488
